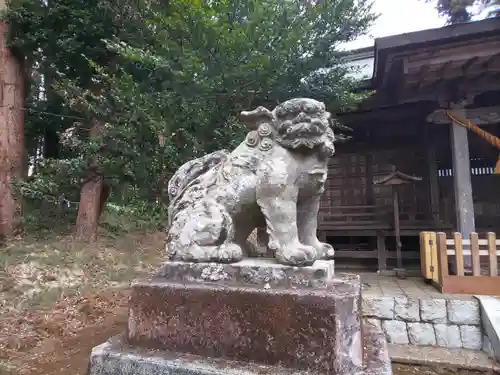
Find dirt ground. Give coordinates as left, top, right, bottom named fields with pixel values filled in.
left=3, top=295, right=489, bottom=375
left=0, top=229, right=165, bottom=375
left=3, top=310, right=491, bottom=375
left=3, top=312, right=493, bottom=375
left=0, top=230, right=493, bottom=375
left=3, top=298, right=129, bottom=375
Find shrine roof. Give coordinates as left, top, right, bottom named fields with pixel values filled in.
left=341, top=17, right=500, bottom=113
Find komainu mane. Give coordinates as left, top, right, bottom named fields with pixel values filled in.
left=166, top=98, right=335, bottom=266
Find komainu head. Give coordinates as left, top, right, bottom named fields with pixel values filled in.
left=240, top=98, right=335, bottom=156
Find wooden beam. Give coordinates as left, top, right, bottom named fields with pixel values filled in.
left=338, top=101, right=437, bottom=125
left=406, top=44, right=500, bottom=70
left=406, top=72, right=479, bottom=106
left=386, top=251, right=420, bottom=260
left=438, top=60, right=454, bottom=77
left=427, top=105, right=500, bottom=125
left=398, top=60, right=453, bottom=98
left=409, top=64, right=430, bottom=92
left=318, top=229, right=380, bottom=236
left=404, top=36, right=500, bottom=64
left=334, top=250, right=419, bottom=260
left=482, top=52, right=500, bottom=69
left=432, top=73, right=466, bottom=104
left=440, top=275, right=500, bottom=296
left=381, top=53, right=500, bottom=107
left=461, top=56, right=480, bottom=75
left=334, top=251, right=377, bottom=259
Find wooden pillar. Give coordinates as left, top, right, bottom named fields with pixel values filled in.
left=426, top=130, right=440, bottom=224
left=377, top=232, right=387, bottom=271
left=450, top=108, right=475, bottom=269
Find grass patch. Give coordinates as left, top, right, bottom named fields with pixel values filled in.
left=0, top=225, right=165, bottom=374
left=0, top=231, right=163, bottom=312
left=0, top=360, right=16, bottom=375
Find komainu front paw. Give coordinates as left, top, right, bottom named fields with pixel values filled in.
left=167, top=243, right=243, bottom=263
left=315, top=241, right=335, bottom=260
left=275, top=242, right=318, bottom=266
left=216, top=243, right=244, bottom=263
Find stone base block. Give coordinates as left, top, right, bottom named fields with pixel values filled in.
left=154, top=258, right=335, bottom=288
left=127, top=260, right=361, bottom=374
left=363, top=320, right=392, bottom=375
left=89, top=320, right=391, bottom=375
left=89, top=335, right=315, bottom=375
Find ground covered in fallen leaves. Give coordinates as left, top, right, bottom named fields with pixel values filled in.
left=0, top=229, right=491, bottom=375
left=0, top=228, right=164, bottom=375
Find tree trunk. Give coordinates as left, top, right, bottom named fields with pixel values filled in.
left=75, top=120, right=104, bottom=242
left=75, top=173, right=103, bottom=242
left=98, top=182, right=110, bottom=218
left=0, top=20, right=25, bottom=240
left=75, top=178, right=109, bottom=242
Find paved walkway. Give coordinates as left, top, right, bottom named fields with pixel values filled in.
left=358, top=273, right=473, bottom=300
left=389, top=344, right=500, bottom=371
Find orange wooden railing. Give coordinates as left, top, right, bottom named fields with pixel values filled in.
left=420, top=231, right=500, bottom=295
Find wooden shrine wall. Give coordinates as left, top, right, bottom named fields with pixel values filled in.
left=319, top=121, right=435, bottom=233
left=320, top=115, right=500, bottom=235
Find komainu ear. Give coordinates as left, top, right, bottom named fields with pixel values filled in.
left=240, top=106, right=275, bottom=130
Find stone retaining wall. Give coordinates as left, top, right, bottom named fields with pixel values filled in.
left=362, top=296, right=486, bottom=351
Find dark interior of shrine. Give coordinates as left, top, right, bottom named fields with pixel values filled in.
left=320, top=88, right=500, bottom=272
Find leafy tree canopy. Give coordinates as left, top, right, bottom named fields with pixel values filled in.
left=423, top=0, right=500, bottom=24
left=3, top=0, right=377, bottom=230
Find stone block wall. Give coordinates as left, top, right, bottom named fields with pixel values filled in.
left=362, top=296, right=484, bottom=350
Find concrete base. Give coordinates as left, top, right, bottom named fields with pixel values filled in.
left=128, top=260, right=362, bottom=374
left=476, top=296, right=500, bottom=363
left=88, top=259, right=392, bottom=375
left=89, top=321, right=391, bottom=375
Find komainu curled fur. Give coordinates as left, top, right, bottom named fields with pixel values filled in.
left=166, top=98, right=335, bottom=266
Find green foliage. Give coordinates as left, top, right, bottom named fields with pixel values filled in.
left=102, top=0, right=376, bottom=156
left=423, top=0, right=500, bottom=23
left=4, top=0, right=376, bottom=232
left=13, top=159, right=81, bottom=233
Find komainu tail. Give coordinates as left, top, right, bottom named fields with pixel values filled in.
left=167, top=150, right=229, bottom=201
left=167, top=150, right=229, bottom=226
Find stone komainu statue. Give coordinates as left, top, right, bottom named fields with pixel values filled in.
left=166, top=98, right=335, bottom=266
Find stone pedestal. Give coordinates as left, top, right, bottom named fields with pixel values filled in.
left=88, top=259, right=392, bottom=375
